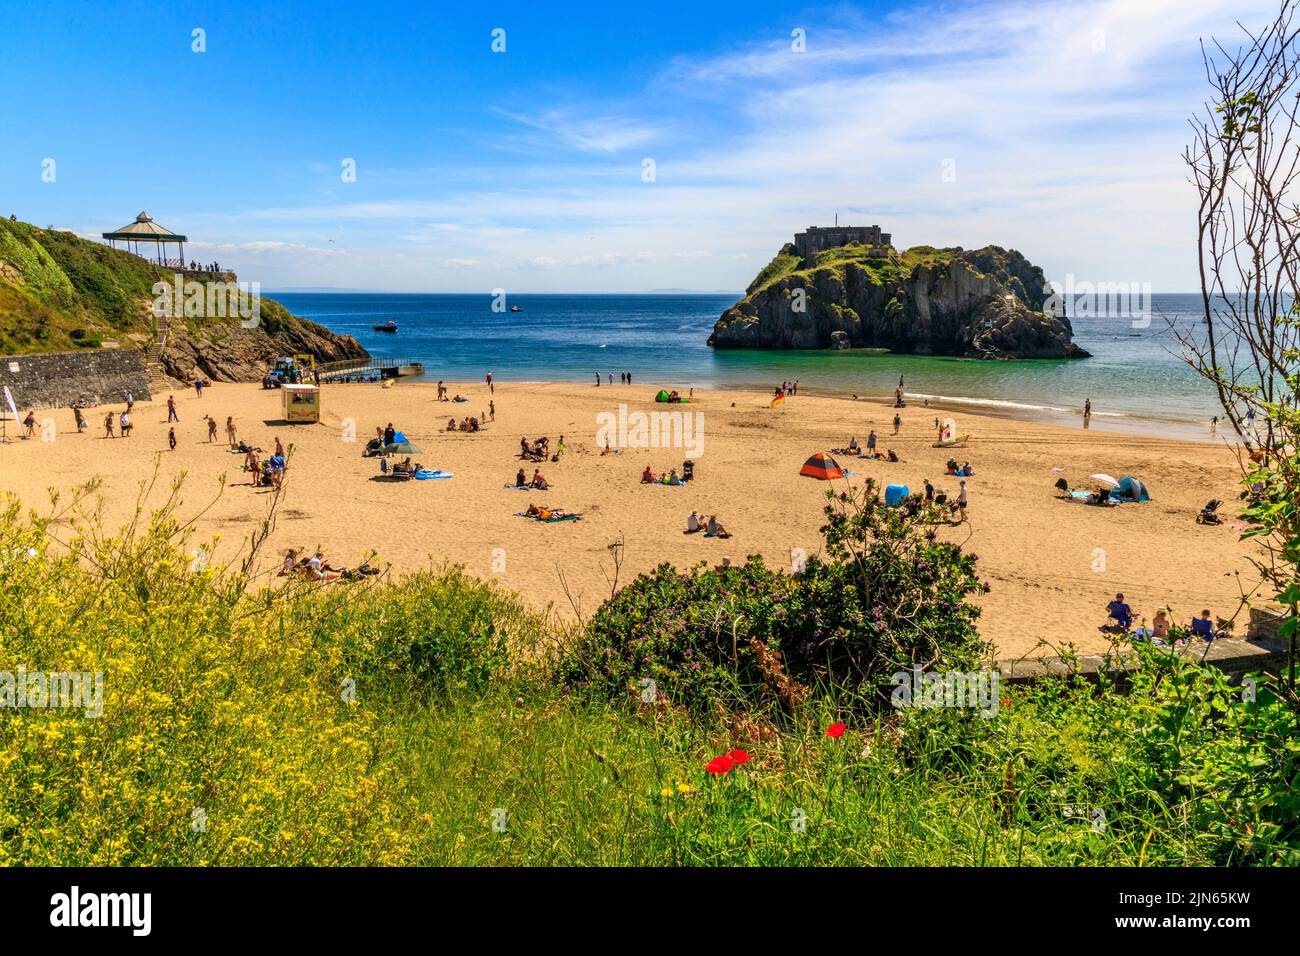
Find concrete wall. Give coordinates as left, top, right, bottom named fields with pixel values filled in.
left=0, top=348, right=151, bottom=410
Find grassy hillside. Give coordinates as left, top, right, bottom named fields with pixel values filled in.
left=0, top=217, right=352, bottom=359
left=746, top=242, right=960, bottom=298
left=0, top=217, right=167, bottom=353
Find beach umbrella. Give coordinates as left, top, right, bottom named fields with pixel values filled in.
left=1089, top=473, right=1120, bottom=488
left=381, top=441, right=422, bottom=455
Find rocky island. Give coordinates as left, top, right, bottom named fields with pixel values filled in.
left=709, top=224, right=1089, bottom=360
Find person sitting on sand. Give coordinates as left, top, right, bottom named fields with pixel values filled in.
left=946, top=458, right=959, bottom=474
left=686, top=511, right=703, bottom=533
left=960, top=461, right=974, bottom=476
left=1152, top=606, right=1173, bottom=643
left=525, top=503, right=540, bottom=517
left=887, top=449, right=899, bottom=462
left=1190, top=609, right=1216, bottom=641
left=531, top=468, right=549, bottom=490
left=306, top=550, right=341, bottom=581
left=641, top=465, right=654, bottom=484
left=516, top=468, right=528, bottom=488
left=470, top=417, right=480, bottom=432
left=848, top=436, right=860, bottom=454
left=1107, top=593, right=1133, bottom=630
left=705, top=515, right=731, bottom=538
left=392, top=456, right=416, bottom=476
left=601, top=439, right=613, bottom=455
left=280, top=548, right=300, bottom=576
left=520, top=436, right=531, bottom=456
left=667, top=468, right=682, bottom=486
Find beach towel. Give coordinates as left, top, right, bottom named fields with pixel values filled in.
left=414, top=470, right=453, bottom=480
left=514, top=512, right=582, bottom=522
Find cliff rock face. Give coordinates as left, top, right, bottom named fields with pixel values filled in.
left=709, top=244, right=1088, bottom=360
left=158, top=300, right=368, bottom=382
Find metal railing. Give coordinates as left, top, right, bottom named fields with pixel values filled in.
left=317, top=356, right=426, bottom=380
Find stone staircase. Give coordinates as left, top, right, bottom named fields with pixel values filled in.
left=144, top=319, right=172, bottom=397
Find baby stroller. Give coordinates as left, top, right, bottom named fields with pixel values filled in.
left=1196, top=499, right=1224, bottom=524
left=682, top=459, right=695, bottom=482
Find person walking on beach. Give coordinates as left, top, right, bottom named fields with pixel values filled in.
left=1084, top=398, right=1092, bottom=419
left=866, top=430, right=877, bottom=456
left=595, top=372, right=601, bottom=387
left=167, top=395, right=179, bottom=422
left=1211, top=415, right=1218, bottom=434
left=194, top=378, right=204, bottom=398
left=608, top=372, right=613, bottom=385
left=73, top=405, right=86, bottom=433
left=205, top=415, right=218, bottom=442
left=892, top=413, right=902, bottom=435
left=119, top=410, right=132, bottom=437
left=226, top=416, right=238, bottom=449
left=104, top=412, right=115, bottom=438
left=898, top=375, right=905, bottom=389
left=626, top=371, right=632, bottom=386
left=489, top=400, right=495, bottom=422
left=168, top=427, right=177, bottom=451
left=958, top=480, right=969, bottom=523
left=486, top=371, right=493, bottom=394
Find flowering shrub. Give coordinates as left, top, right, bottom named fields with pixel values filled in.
left=780, top=481, right=989, bottom=698
left=565, top=481, right=989, bottom=714
left=559, top=558, right=792, bottom=714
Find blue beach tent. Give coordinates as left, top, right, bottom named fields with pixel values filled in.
left=1110, top=476, right=1150, bottom=502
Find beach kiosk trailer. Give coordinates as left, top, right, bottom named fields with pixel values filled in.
left=281, top=384, right=320, bottom=423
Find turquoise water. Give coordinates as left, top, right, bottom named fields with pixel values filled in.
left=272, top=292, right=1221, bottom=430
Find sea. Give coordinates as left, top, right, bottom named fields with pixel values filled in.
left=271, top=291, right=1225, bottom=439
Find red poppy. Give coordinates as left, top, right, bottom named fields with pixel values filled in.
left=705, top=755, right=735, bottom=774
left=825, top=723, right=847, bottom=738
left=727, top=749, right=751, bottom=765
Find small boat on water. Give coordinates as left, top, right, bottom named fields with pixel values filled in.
left=510, top=305, right=523, bottom=312
left=373, top=320, right=398, bottom=333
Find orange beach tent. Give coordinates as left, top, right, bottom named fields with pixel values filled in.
left=800, top=452, right=844, bottom=480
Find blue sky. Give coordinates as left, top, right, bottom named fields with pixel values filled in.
left=0, top=0, right=1278, bottom=292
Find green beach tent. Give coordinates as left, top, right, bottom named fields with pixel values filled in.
left=654, top=389, right=672, bottom=402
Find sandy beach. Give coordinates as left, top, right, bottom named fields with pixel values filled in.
left=1, top=379, right=1263, bottom=658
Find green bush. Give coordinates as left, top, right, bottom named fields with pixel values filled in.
left=565, top=483, right=989, bottom=715
left=560, top=558, right=792, bottom=714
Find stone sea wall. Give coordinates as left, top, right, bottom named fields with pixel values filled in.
left=0, top=348, right=151, bottom=410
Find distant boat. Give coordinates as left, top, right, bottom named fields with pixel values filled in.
left=373, top=320, right=398, bottom=333
left=599, top=342, right=608, bottom=348
left=510, top=305, right=523, bottom=312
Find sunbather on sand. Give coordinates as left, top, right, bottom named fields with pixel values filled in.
left=706, top=515, right=731, bottom=538
left=531, top=468, right=549, bottom=490
left=685, top=510, right=703, bottom=533
left=515, top=468, right=527, bottom=487
left=641, top=466, right=654, bottom=483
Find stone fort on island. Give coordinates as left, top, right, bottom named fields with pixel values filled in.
left=794, top=224, right=893, bottom=262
